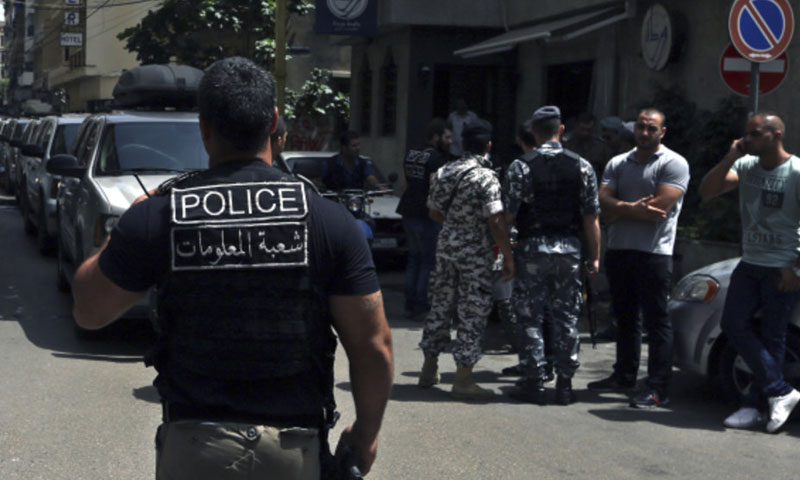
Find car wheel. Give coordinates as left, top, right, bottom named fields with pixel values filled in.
left=37, top=198, right=54, bottom=255
left=717, top=329, right=800, bottom=401
left=56, top=235, right=70, bottom=293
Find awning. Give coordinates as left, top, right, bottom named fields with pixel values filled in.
left=454, top=5, right=628, bottom=59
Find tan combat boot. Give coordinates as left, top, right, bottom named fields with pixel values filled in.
left=451, top=366, right=494, bottom=401
left=418, top=355, right=440, bottom=388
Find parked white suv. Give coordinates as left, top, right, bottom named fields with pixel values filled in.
left=47, top=64, right=207, bottom=323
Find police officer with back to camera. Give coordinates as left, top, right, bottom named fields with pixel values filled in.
left=396, top=117, right=452, bottom=319
left=504, top=106, right=600, bottom=406
left=69, top=57, right=393, bottom=479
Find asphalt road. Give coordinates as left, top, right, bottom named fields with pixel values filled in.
left=0, top=198, right=798, bottom=480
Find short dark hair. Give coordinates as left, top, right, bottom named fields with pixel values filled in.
left=270, top=114, right=286, bottom=143
left=339, top=130, right=359, bottom=148
left=198, top=57, right=275, bottom=153
left=638, top=108, right=666, bottom=127
left=426, top=118, right=447, bottom=141
left=532, top=117, right=561, bottom=138
left=517, top=120, right=536, bottom=147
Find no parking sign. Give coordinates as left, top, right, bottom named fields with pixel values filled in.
left=729, top=0, right=794, bottom=62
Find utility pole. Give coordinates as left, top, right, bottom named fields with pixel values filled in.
left=275, top=0, right=287, bottom=114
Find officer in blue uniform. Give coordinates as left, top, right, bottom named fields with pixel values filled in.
left=504, top=106, right=600, bottom=405
left=69, top=57, right=393, bottom=479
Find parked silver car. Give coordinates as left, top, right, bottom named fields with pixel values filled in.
left=670, top=257, right=800, bottom=400
left=20, top=114, right=87, bottom=253
left=49, top=111, right=208, bottom=306
left=2, top=118, right=31, bottom=196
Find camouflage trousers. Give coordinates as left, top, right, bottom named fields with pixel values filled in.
left=513, top=252, right=582, bottom=380
left=419, top=254, right=494, bottom=367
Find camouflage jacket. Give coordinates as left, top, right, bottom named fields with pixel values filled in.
left=428, top=154, right=504, bottom=261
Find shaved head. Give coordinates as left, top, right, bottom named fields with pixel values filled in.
left=753, top=112, right=785, bottom=135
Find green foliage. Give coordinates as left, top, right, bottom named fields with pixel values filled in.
left=118, top=0, right=351, bottom=142
left=643, top=85, right=749, bottom=242
left=117, top=0, right=313, bottom=69
left=285, top=68, right=350, bottom=129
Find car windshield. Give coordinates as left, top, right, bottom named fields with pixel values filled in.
left=51, top=124, right=81, bottom=156
left=95, top=122, right=208, bottom=175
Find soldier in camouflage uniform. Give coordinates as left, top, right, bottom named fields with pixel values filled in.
left=418, top=118, right=514, bottom=401
left=504, top=106, right=601, bottom=405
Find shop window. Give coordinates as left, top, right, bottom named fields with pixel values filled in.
left=380, top=50, right=397, bottom=136
left=359, top=56, right=372, bottom=135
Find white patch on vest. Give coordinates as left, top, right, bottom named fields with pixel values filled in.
left=171, top=222, right=308, bottom=271
left=171, top=182, right=308, bottom=224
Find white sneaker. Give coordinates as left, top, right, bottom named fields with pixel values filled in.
left=723, top=407, right=765, bottom=428
left=766, top=389, right=800, bottom=433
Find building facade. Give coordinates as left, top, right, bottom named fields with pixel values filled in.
left=348, top=0, right=800, bottom=174
left=3, top=1, right=349, bottom=115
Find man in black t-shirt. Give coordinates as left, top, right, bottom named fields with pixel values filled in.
left=396, top=118, right=452, bottom=318
left=69, top=57, right=393, bottom=479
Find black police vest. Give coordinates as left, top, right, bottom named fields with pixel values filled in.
left=396, top=147, right=439, bottom=218
left=516, top=149, right=584, bottom=239
left=153, top=163, right=336, bottom=419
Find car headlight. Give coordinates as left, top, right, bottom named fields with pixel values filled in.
left=672, top=274, right=720, bottom=303
left=95, top=214, right=119, bottom=246
left=346, top=196, right=363, bottom=214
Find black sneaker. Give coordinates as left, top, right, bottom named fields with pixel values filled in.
left=555, top=377, right=576, bottom=405
left=587, top=375, right=636, bottom=393
left=508, top=380, right=547, bottom=405
left=629, top=389, right=670, bottom=409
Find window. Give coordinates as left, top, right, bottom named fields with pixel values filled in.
left=380, top=50, right=397, bottom=135
left=359, top=56, right=372, bottom=135
left=95, top=123, right=208, bottom=175
left=51, top=124, right=81, bottom=155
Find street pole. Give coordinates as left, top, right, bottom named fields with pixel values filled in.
left=749, top=61, right=760, bottom=115
left=275, top=0, right=287, bottom=114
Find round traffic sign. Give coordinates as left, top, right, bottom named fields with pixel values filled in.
left=729, top=0, right=795, bottom=62
left=720, top=43, right=788, bottom=95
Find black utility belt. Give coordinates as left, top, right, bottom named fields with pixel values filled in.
left=162, top=402, right=323, bottom=428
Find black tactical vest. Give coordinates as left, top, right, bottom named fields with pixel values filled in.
left=516, top=149, right=584, bottom=239
left=152, top=163, right=336, bottom=419
left=396, top=147, right=437, bottom=218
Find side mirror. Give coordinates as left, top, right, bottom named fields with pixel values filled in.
left=388, top=172, right=399, bottom=184
left=46, top=154, right=86, bottom=178
left=21, top=144, right=44, bottom=158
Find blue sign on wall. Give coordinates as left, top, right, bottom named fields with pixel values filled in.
left=315, top=0, right=377, bottom=36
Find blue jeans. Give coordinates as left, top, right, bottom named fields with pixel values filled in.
left=720, top=261, right=798, bottom=407
left=403, top=217, right=440, bottom=314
